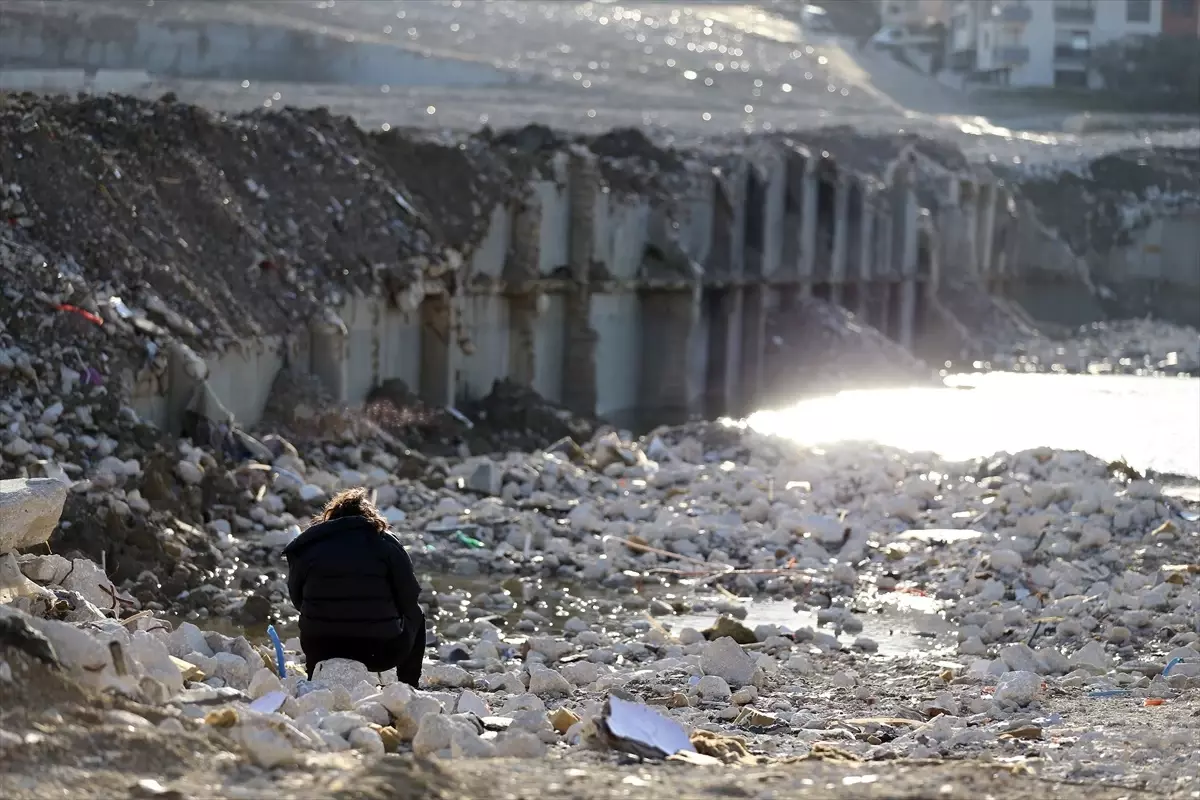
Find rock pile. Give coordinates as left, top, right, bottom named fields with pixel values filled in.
left=992, top=318, right=1200, bottom=377
left=362, top=378, right=596, bottom=459
left=1003, top=147, right=1200, bottom=256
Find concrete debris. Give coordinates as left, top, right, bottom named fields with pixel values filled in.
left=0, top=478, right=68, bottom=552
left=993, top=319, right=1200, bottom=377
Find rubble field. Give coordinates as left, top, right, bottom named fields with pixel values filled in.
left=3, top=419, right=1200, bottom=798
left=2, top=93, right=1200, bottom=798
left=987, top=319, right=1200, bottom=378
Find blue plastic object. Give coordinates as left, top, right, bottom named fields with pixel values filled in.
left=267, top=625, right=286, bottom=678
left=1163, top=657, right=1182, bottom=677
left=1087, top=688, right=1131, bottom=698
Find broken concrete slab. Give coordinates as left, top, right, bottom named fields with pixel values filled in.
left=0, top=478, right=68, bottom=553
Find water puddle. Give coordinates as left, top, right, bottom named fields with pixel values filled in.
left=674, top=592, right=957, bottom=658
left=181, top=576, right=956, bottom=660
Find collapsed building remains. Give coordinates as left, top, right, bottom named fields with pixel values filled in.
left=1, top=95, right=1025, bottom=440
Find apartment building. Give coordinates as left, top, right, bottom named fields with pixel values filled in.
left=948, top=0, right=1164, bottom=88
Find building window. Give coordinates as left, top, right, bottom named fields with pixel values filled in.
left=1054, top=0, right=1097, bottom=23
left=1127, top=0, right=1151, bottom=22
left=1053, top=28, right=1091, bottom=59
left=1166, top=0, right=1195, bottom=13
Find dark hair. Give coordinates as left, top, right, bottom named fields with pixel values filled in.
left=317, top=487, right=388, bottom=533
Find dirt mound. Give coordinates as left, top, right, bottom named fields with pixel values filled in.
left=763, top=298, right=939, bottom=404
left=363, top=378, right=596, bottom=457
left=462, top=379, right=597, bottom=451
left=1003, top=146, right=1200, bottom=254
left=0, top=92, right=512, bottom=362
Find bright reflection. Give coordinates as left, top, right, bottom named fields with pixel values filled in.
left=748, top=373, right=1200, bottom=479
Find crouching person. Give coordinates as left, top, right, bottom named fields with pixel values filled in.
left=284, top=488, right=426, bottom=686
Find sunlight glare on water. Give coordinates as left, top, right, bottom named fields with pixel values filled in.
left=748, top=373, right=1200, bottom=479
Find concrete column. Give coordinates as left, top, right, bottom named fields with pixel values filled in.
left=309, top=317, right=348, bottom=405
left=875, top=283, right=891, bottom=337
left=829, top=175, right=850, bottom=307
left=797, top=159, right=818, bottom=286
left=889, top=162, right=918, bottom=280
left=877, top=209, right=893, bottom=278
left=506, top=291, right=538, bottom=387
left=418, top=294, right=454, bottom=407
left=560, top=153, right=599, bottom=416
left=567, top=151, right=597, bottom=281
left=561, top=287, right=597, bottom=417
left=902, top=189, right=919, bottom=278
left=961, top=180, right=980, bottom=276
left=978, top=182, right=998, bottom=278
left=506, top=196, right=542, bottom=284
left=730, top=168, right=750, bottom=279
left=739, top=285, right=767, bottom=413
left=856, top=198, right=875, bottom=319
left=760, top=154, right=787, bottom=278
left=898, top=279, right=917, bottom=349
left=944, top=176, right=961, bottom=206
left=165, top=341, right=210, bottom=435
left=639, top=288, right=700, bottom=424
left=706, top=288, right=744, bottom=417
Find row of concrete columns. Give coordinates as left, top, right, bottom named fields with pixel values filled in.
left=299, top=147, right=944, bottom=424
left=145, top=145, right=1016, bottom=434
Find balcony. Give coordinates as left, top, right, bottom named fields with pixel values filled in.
left=1053, top=45, right=1091, bottom=62
left=990, top=3, right=1033, bottom=23
left=1053, top=5, right=1096, bottom=23
left=995, top=45, right=1031, bottom=65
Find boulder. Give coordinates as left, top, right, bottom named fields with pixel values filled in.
left=0, top=553, right=51, bottom=606
left=311, top=658, right=373, bottom=692
left=0, top=478, right=68, bottom=553
left=60, top=558, right=118, bottom=612
left=17, top=554, right=71, bottom=585
left=700, top=637, right=758, bottom=687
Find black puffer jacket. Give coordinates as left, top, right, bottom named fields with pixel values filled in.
left=283, top=516, right=422, bottom=639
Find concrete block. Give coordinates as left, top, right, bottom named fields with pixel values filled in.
left=0, top=478, right=69, bottom=553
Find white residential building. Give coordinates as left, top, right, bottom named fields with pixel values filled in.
left=948, top=0, right=1164, bottom=88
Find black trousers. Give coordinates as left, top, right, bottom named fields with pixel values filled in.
left=301, top=619, right=424, bottom=687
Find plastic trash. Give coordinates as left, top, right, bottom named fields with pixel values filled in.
left=267, top=625, right=286, bottom=678
left=455, top=531, right=486, bottom=549
left=249, top=690, right=288, bottom=714
left=446, top=407, right=474, bottom=429
left=54, top=303, right=103, bottom=326
left=597, top=695, right=696, bottom=760
left=107, top=296, right=134, bottom=320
